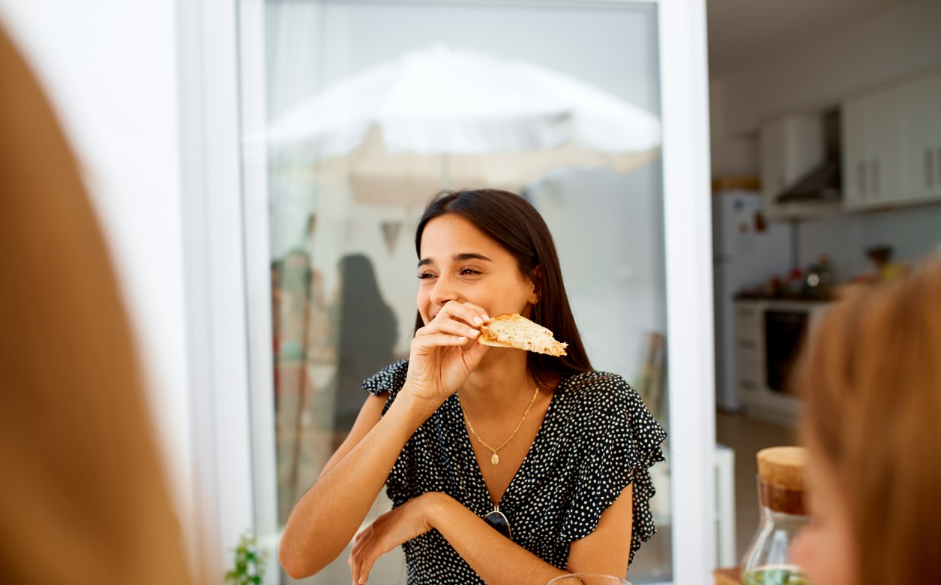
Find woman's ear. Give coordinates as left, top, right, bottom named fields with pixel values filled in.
left=528, top=266, right=542, bottom=304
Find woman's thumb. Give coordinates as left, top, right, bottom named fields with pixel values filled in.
left=463, top=339, right=490, bottom=370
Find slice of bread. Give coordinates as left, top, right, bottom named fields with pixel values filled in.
left=478, top=313, right=568, bottom=357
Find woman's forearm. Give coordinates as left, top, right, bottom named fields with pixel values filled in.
left=430, top=495, right=569, bottom=585
left=278, top=393, right=430, bottom=579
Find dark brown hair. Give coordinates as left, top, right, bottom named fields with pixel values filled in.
left=792, top=259, right=941, bottom=585
left=414, top=189, right=593, bottom=386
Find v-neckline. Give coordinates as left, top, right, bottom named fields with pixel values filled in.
left=453, top=376, right=566, bottom=511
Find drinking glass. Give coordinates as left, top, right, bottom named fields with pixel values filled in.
left=546, top=574, right=631, bottom=585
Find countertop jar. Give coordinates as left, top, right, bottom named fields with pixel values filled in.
left=740, top=447, right=809, bottom=585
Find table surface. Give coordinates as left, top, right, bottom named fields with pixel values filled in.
left=714, top=566, right=740, bottom=585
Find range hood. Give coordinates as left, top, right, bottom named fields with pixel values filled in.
left=776, top=109, right=842, bottom=204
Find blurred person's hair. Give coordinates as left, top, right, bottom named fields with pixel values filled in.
left=792, top=258, right=941, bottom=585
left=0, top=24, right=194, bottom=585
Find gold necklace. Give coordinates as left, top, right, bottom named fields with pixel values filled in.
left=457, top=383, right=540, bottom=466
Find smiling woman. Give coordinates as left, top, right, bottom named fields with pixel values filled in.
left=277, top=189, right=667, bottom=585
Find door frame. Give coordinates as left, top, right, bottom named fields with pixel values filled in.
left=179, top=1, right=715, bottom=583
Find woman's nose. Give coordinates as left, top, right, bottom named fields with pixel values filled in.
left=430, top=275, right=460, bottom=305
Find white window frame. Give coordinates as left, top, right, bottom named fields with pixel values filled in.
left=179, top=1, right=714, bottom=583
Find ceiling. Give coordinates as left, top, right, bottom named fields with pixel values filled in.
left=707, top=0, right=912, bottom=76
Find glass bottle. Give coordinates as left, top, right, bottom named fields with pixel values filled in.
left=740, top=447, right=809, bottom=585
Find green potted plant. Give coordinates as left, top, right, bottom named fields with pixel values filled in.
left=225, top=530, right=267, bottom=585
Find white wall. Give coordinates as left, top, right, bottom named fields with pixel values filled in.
left=710, top=0, right=941, bottom=176
left=795, top=206, right=941, bottom=281
left=0, top=0, right=196, bottom=568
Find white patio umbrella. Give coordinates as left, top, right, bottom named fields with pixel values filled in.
left=262, top=45, right=661, bottom=206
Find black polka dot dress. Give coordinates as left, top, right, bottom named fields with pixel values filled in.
left=362, top=360, right=667, bottom=585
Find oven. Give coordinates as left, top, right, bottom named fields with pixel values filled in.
left=734, top=299, right=831, bottom=424
left=764, top=308, right=810, bottom=394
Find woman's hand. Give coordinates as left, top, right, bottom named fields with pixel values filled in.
left=349, top=492, right=449, bottom=584
left=403, top=301, right=490, bottom=410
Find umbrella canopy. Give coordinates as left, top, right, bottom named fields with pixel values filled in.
left=263, top=45, right=662, bottom=205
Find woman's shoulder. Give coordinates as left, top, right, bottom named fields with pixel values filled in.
left=560, top=370, right=633, bottom=397
left=362, top=359, right=409, bottom=396
left=557, top=370, right=647, bottom=416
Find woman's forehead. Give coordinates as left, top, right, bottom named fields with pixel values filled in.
left=419, top=215, right=507, bottom=259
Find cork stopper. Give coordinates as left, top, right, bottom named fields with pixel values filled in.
left=756, top=446, right=808, bottom=515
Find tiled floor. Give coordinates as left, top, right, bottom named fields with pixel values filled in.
left=715, top=411, right=797, bottom=563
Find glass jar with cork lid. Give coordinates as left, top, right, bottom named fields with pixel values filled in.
left=740, top=446, right=809, bottom=585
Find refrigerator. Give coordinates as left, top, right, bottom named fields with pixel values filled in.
left=712, top=190, right=792, bottom=411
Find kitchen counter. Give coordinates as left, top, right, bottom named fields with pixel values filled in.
left=734, top=292, right=834, bottom=303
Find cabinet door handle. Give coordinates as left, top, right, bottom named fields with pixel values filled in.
left=937, top=147, right=941, bottom=188
left=870, top=159, right=879, bottom=195
left=927, top=149, right=934, bottom=187
left=859, top=161, right=867, bottom=196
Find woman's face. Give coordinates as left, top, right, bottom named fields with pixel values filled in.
left=791, top=457, right=858, bottom=585
left=417, top=214, right=536, bottom=326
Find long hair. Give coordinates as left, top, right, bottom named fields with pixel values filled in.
left=414, top=189, right=592, bottom=386
left=791, top=258, right=941, bottom=585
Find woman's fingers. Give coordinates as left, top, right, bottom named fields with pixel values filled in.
left=434, top=301, right=490, bottom=329
left=350, top=529, right=367, bottom=584
left=350, top=529, right=384, bottom=585
left=358, top=547, right=383, bottom=585
left=415, top=301, right=488, bottom=340
left=462, top=337, right=491, bottom=369
left=416, top=318, right=480, bottom=340
left=411, top=332, right=475, bottom=351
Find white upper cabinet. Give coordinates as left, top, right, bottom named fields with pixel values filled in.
left=841, top=97, right=869, bottom=207
left=899, top=73, right=941, bottom=202
left=842, top=71, right=941, bottom=210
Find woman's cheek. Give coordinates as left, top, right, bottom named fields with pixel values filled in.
left=790, top=526, right=815, bottom=574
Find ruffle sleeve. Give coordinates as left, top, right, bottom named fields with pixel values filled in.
left=361, top=359, right=409, bottom=416
left=558, top=375, right=667, bottom=566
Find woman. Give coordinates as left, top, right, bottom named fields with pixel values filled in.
left=279, top=189, right=666, bottom=584
left=790, top=259, right=941, bottom=585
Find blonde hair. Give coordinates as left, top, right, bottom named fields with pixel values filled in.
left=793, top=259, right=941, bottom=585
left=0, top=25, right=193, bottom=585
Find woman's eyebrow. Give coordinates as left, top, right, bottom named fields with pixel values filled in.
left=417, top=252, right=493, bottom=268
left=453, top=252, right=493, bottom=263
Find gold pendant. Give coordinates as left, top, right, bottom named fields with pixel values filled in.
left=491, top=452, right=500, bottom=465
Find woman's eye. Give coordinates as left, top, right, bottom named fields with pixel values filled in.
left=460, top=268, right=482, bottom=276
left=417, top=272, right=436, bottom=280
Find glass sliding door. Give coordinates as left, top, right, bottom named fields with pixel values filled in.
left=235, top=1, right=712, bottom=583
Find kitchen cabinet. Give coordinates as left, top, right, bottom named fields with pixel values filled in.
left=842, top=71, right=941, bottom=210
left=841, top=87, right=901, bottom=209
left=899, top=72, right=941, bottom=203
left=733, top=300, right=764, bottom=407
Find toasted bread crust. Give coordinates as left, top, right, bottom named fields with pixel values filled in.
left=479, top=313, right=568, bottom=357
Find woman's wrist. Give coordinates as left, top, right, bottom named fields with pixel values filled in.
left=386, top=388, right=441, bottom=433
left=419, top=492, right=456, bottom=531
